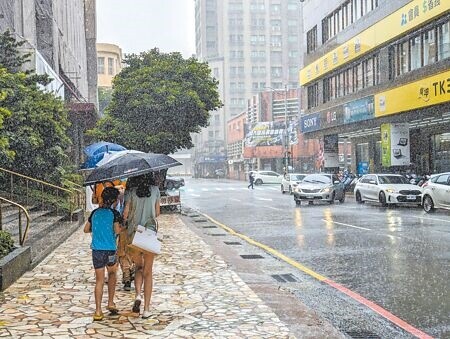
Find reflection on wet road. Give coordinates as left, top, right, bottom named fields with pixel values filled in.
left=181, top=178, right=450, bottom=338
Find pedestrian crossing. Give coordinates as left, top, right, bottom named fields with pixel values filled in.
left=178, top=185, right=280, bottom=194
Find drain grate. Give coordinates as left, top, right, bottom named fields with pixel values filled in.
left=193, top=219, right=207, bottom=223
left=240, top=254, right=264, bottom=259
left=345, top=331, right=380, bottom=339
left=210, top=233, right=226, bottom=236
left=224, top=241, right=242, bottom=245
left=271, top=273, right=298, bottom=283
left=202, top=225, right=217, bottom=229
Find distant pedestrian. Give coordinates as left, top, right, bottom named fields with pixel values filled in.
left=248, top=171, right=255, bottom=189
left=84, top=187, right=123, bottom=321
left=123, top=173, right=161, bottom=319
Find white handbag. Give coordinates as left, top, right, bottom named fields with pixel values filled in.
left=130, top=220, right=161, bottom=255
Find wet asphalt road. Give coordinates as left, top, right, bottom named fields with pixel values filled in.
left=179, top=178, right=450, bottom=338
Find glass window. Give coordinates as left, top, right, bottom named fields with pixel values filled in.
left=270, top=4, right=281, bottom=12
left=355, top=62, right=363, bottom=91
left=107, top=58, right=114, bottom=75
left=438, top=21, right=450, bottom=61
left=423, top=29, right=437, bottom=66
left=410, top=35, right=422, bottom=70
left=97, top=57, right=105, bottom=74
left=364, top=58, right=374, bottom=88
left=436, top=174, right=450, bottom=185
left=399, top=40, right=409, bottom=75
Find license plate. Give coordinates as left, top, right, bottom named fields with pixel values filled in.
left=407, top=195, right=416, bottom=200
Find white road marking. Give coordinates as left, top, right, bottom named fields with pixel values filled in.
left=257, top=198, right=273, bottom=201
left=322, top=219, right=371, bottom=231
left=230, top=198, right=241, bottom=202
left=267, top=206, right=282, bottom=211
left=215, top=188, right=222, bottom=191
left=201, top=188, right=208, bottom=191
left=190, top=194, right=201, bottom=197
left=410, top=215, right=450, bottom=223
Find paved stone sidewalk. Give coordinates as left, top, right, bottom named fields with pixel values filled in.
left=0, top=214, right=294, bottom=338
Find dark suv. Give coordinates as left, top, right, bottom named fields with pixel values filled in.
left=165, top=175, right=185, bottom=190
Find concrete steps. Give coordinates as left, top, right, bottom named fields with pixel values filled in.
left=1, top=198, right=83, bottom=267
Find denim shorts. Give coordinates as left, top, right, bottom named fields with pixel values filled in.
left=92, top=250, right=117, bottom=269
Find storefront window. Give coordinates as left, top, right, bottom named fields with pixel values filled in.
left=432, top=133, right=450, bottom=173
left=438, top=21, right=450, bottom=61
left=410, top=35, right=422, bottom=70
left=423, top=28, right=437, bottom=66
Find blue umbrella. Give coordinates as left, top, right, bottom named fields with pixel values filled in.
left=80, top=152, right=108, bottom=170
left=84, top=142, right=126, bottom=157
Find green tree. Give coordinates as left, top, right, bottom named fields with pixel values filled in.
left=89, top=48, right=222, bottom=154
left=0, top=30, right=30, bottom=73
left=0, top=31, right=71, bottom=183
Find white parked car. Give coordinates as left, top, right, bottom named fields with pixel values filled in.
left=281, top=173, right=307, bottom=194
left=422, top=172, right=450, bottom=213
left=354, top=174, right=422, bottom=206
left=253, top=171, right=283, bottom=185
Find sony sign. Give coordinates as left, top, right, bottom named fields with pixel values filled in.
left=300, top=113, right=321, bottom=133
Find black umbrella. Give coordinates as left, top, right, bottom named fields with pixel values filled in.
left=84, top=152, right=181, bottom=186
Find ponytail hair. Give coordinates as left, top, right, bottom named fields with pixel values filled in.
left=135, top=173, right=155, bottom=198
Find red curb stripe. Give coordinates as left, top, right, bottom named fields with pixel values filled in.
left=324, top=279, right=433, bottom=339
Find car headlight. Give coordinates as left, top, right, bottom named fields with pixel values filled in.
left=321, top=187, right=332, bottom=193
left=294, top=187, right=301, bottom=192
left=385, top=189, right=395, bottom=193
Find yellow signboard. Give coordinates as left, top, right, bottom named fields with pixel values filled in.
left=299, top=0, right=449, bottom=86
left=375, top=70, right=450, bottom=117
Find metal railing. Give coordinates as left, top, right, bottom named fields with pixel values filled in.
left=0, top=167, right=84, bottom=221
left=0, top=197, right=30, bottom=246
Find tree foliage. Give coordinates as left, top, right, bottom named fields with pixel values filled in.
left=0, top=31, right=71, bottom=183
left=89, top=49, right=222, bottom=154
left=98, top=87, right=113, bottom=116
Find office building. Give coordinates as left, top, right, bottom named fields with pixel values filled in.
left=300, top=0, right=450, bottom=174
left=193, top=0, right=303, bottom=176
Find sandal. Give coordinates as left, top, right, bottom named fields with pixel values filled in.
left=132, top=298, right=141, bottom=313
left=93, top=313, right=104, bottom=321
left=107, top=303, right=118, bottom=314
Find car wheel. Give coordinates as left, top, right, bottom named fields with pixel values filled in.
left=423, top=195, right=435, bottom=213
left=329, top=192, right=335, bottom=204
left=289, top=186, right=292, bottom=195
left=339, top=193, right=345, bottom=203
left=295, top=200, right=301, bottom=206
left=281, top=185, right=285, bottom=194
left=308, top=201, right=314, bottom=205
left=255, top=179, right=263, bottom=185
left=355, top=191, right=364, bottom=204
left=379, top=191, right=388, bottom=207
left=166, top=182, right=174, bottom=190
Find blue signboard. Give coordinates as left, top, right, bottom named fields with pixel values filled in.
left=300, top=113, right=321, bottom=133
left=344, top=96, right=375, bottom=124
left=357, top=162, right=369, bottom=175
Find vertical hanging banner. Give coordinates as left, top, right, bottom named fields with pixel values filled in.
left=381, top=123, right=391, bottom=167
left=323, top=134, right=339, bottom=168
left=390, top=123, right=410, bottom=166
left=381, top=123, right=410, bottom=167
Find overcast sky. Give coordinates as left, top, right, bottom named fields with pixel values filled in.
left=96, top=0, right=196, bottom=58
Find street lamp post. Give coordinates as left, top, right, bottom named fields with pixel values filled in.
left=284, top=84, right=289, bottom=174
